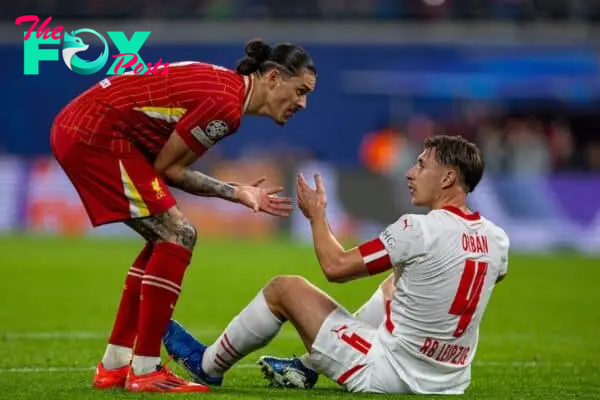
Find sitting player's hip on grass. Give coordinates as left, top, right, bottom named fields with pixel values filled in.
left=50, top=38, right=317, bottom=393
left=162, top=135, right=510, bottom=395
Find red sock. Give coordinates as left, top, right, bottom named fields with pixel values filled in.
left=108, top=242, right=154, bottom=348
left=134, top=242, right=192, bottom=357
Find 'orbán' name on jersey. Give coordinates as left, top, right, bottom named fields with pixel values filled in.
left=461, top=233, right=489, bottom=254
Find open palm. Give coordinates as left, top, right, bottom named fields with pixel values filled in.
left=235, top=178, right=293, bottom=217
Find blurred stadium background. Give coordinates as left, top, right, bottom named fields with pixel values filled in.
left=2, top=0, right=600, bottom=250
left=1, top=2, right=600, bottom=399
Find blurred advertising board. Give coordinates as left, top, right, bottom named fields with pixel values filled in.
left=21, top=157, right=283, bottom=239
left=0, top=157, right=25, bottom=231
left=1, top=156, right=599, bottom=254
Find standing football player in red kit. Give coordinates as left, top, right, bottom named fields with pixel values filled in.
left=50, top=39, right=317, bottom=393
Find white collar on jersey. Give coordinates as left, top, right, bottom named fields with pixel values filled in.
left=242, top=74, right=255, bottom=114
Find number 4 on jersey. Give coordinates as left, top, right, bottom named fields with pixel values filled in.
left=449, top=259, right=488, bottom=337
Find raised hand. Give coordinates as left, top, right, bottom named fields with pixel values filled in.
left=296, top=173, right=327, bottom=220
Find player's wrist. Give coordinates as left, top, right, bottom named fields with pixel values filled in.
left=309, top=210, right=327, bottom=224
left=229, top=185, right=240, bottom=202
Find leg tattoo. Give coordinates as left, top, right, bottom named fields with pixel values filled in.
left=125, top=208, right=197, bottom=250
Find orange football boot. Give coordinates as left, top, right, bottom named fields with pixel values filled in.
left=125, top=365, right=210, bottom=393
left=93, top=362, right=129, bottom=389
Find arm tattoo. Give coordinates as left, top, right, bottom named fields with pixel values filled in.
left=171, top=169, right=237, bottom=201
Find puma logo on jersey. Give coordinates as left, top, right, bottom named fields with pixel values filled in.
left=403, top=218, right=412, bottom=231
left=331, top=325, right=348, bottom=338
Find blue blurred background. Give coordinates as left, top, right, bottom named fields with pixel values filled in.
left=1, top=0, right=600, bottom=253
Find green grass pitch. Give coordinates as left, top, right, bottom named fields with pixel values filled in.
left=0, top=235, right=599, bottom=399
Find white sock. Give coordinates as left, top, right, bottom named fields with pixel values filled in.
left=299, top=354, right=318, bottom=372
left=300, top=287, right=384, bottom=370
left=131, top=355, right=161, bottom=375
left=101, top=344, right=132, bottom=370
left=353, top=287, right=385, bottom=327
left=202, top=290, right=283, bottom=377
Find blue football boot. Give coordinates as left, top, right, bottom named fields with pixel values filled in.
left=162, top=320, right=223, bottom=386
left=257, top=355, right=319, bottom=389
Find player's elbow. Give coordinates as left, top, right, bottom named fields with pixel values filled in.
left=323, top=250, right=367, bottom=283
left=496, top=273, right=507, bottom=284
left=323, top=266, right=349, bottom=283
left=159, top=164, right=184, bottom=184
left=322, top=258, right=353, bottom=283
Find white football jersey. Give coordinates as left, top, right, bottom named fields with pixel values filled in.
left=360, top=206, right=509, bottom=394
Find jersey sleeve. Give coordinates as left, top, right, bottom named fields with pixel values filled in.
left=175, top=95, right=241, bottom=156
left=498, top=231, right=510, bottom=276
left=499, top=255, right=508, bottom=276
left=358, top=214, right=426, bottom=275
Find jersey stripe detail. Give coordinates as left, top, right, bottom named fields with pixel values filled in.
left=118, top=160, right=150, bottom=218
left=336, top=364, right=367, bottom=385
left=358, top=238, right=392, bottom=275
left=385, top=299, right=395, bottom=334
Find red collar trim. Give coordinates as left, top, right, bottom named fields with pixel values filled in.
left=442, top=206, right=481, bottom=221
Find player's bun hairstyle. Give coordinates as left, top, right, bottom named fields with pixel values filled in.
left=236, top=39, right=316, bottom=77
left=423, top=135, right=485, bottom=194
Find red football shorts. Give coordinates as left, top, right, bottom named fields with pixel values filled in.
left=50, top=124, right=177, bottom=227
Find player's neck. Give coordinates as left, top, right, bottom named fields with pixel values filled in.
left=244, top=74, right=268, bottom=116
left=430, top=192, right=469, bottom=213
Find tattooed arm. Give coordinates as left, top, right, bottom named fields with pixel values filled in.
left=165, top=167, right=293, bottom=217
left=153, top=132, right=239, bottom=202
left=153, top=132, right=294, bottom=217
left=168, top=169, right=238, bottom=201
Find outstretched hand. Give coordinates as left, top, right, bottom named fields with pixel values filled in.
left=234, top=177, right=294, bottom=217
left=296, top=173, right=327, bottom=220
left=227, top=176, right=268, bottom=188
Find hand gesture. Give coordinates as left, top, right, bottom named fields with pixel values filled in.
left=227, top=176, right=268, bottom=187
left=235, top=179, right=294, bottom=217
left=296, top=173, right=327, bottom=220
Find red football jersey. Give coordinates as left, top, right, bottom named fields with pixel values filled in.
left=54, top=62, right=254, bottom=159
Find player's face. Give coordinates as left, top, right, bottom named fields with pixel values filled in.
left=267, top=69, right=316, bottom=125
left=405, top=148, right=448, bottom=208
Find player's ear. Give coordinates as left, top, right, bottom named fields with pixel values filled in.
left=441, top=168, right=456, bottom=189
left=266, top=69, right=281, bottom=87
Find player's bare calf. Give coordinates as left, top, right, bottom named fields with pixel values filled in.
left=263, top=275, right=339, bottom=349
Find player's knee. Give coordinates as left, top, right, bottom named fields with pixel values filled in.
left=263, top=275, right=307, bottom=321
left=264, top=275, right=307, bottom=303
left=159, top=214, right=198, bottom=251
left=173, top=219, right=197, bottom=251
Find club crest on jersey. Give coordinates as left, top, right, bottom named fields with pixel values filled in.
left=205, top=120, right=229, bottom=140
left=151, top=178, right=166, bottom=200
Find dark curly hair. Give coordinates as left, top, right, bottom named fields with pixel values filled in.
left=236, top=38, right=316, bottom=77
